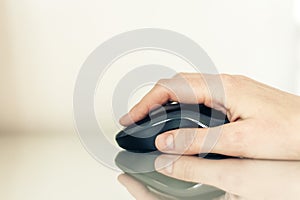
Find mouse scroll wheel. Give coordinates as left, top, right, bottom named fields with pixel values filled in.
left=149, top=103, right=181, bottom=117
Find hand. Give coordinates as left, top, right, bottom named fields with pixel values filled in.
left=154, top=155, right=300, bottom=200
left=119, top=73, right=300, bottom=159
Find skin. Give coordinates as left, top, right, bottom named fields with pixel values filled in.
left=119, top=73, right=300, bottom=160
left=118, top=155, right=300, bottom=200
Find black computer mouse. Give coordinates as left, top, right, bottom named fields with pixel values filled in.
left=116, top=103, right=229, bottom=153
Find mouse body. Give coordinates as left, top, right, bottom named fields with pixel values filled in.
left=116, top=103, right=229, bottom=153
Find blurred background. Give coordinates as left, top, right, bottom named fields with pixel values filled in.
left=1, top=0, right=300, bottom=135
left=1, top=1, right=300, bottom=199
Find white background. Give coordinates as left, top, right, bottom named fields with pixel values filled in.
left=295, top=0, right=300, bottom=93
left=1, top=0, right=299, bottom=135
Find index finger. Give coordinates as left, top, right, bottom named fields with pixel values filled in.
left=119, top=73, right=215, bottom=126
left=119, top=79, right=176, bottom=126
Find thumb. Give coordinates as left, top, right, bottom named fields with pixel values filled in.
left=155, top=121, right=250, bottom=157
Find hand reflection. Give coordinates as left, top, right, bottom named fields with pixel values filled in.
left=118, top=174, right=170, bottom=200
left=155, top=155, right=300, bottom=199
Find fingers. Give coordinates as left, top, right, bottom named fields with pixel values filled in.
left=119, top=73, right=227, bottom=126
left=118, top=174, right=159, bottom=200
left=154, top=155, right=300, bottom=199
left=154, top=155, right=254, bottom=195
left=119, top=80, right=174, bottom=126
left=155, top=121, right=251, bottom=158
left=154, top=155, right=242, bottom=191
left=156, top=118, right=300, bottom=160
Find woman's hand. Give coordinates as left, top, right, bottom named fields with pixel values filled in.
left=119, top=73, right=300, bottom=160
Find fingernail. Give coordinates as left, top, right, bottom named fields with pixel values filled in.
left=155, top=155, right=174, bottom=175
left=157, top=133, right=174, bottom=151
left=117, top=174, right=126, bottom=185
left=119, top=114, right=131, bottom=125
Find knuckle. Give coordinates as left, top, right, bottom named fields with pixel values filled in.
left=155, top=79, right=171, bottom=93
left=234, top=74, right=249, bottom=81
left=173, top=72, right=188, bottom=78
left=220, top=74, right=249, bottom=96
left=156, top=78, right=169, bottom=86
left=220, top=73, right=233, bottom=81
left=220, top=74, right=235, bottom=89
left=155, top=78, right=173, bottom=96
left=153, top=79, right=174, bottom=101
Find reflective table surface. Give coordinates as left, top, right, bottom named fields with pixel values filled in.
left=1, top=133, right=300, bottom=200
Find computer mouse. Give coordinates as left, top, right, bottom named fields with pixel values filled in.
left=116, top=103, right=229, bottom=153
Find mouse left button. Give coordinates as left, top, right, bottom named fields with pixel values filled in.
left=149, top=103, right=181, bottom=117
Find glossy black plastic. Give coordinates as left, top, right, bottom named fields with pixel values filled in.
left=116, top=103, right=229, bottom=153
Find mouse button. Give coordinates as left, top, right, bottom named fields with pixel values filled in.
left=129, top=122, right=166, bottom=139
left=119, top=121, right=165, bottom=138
left=133, top=115, right=152, bottom=126
left=179, top=110, right=201, bottom=121
left=120, top=122, right=152, bottom=136
left=198, top=104, right=211, bottom=113
left=198, top=105, right=228, bottom=121
left=165, top=109, right=181, bottom=119
left=149, top=106, right=165, bottom=117
left=177, top=118, right=199, bottom=129
left=208, top=117, right=229, bottom=127
left=123, top=115, right=170, bottom=137
left=122, top=115, right=154, bottom=133
left=164, top=103, right=181, bottom=112
left=176, top=110, right=210, bottom=128
left=160, top=118, right=199, bottom=131
left=149, top=103, right=181, bottom=117
left=196, top=113, right=228, bottom=127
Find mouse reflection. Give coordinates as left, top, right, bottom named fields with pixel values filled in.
left=115, top=151, right=225, bottom=200
left=116, top=152, right=300, bottom=200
